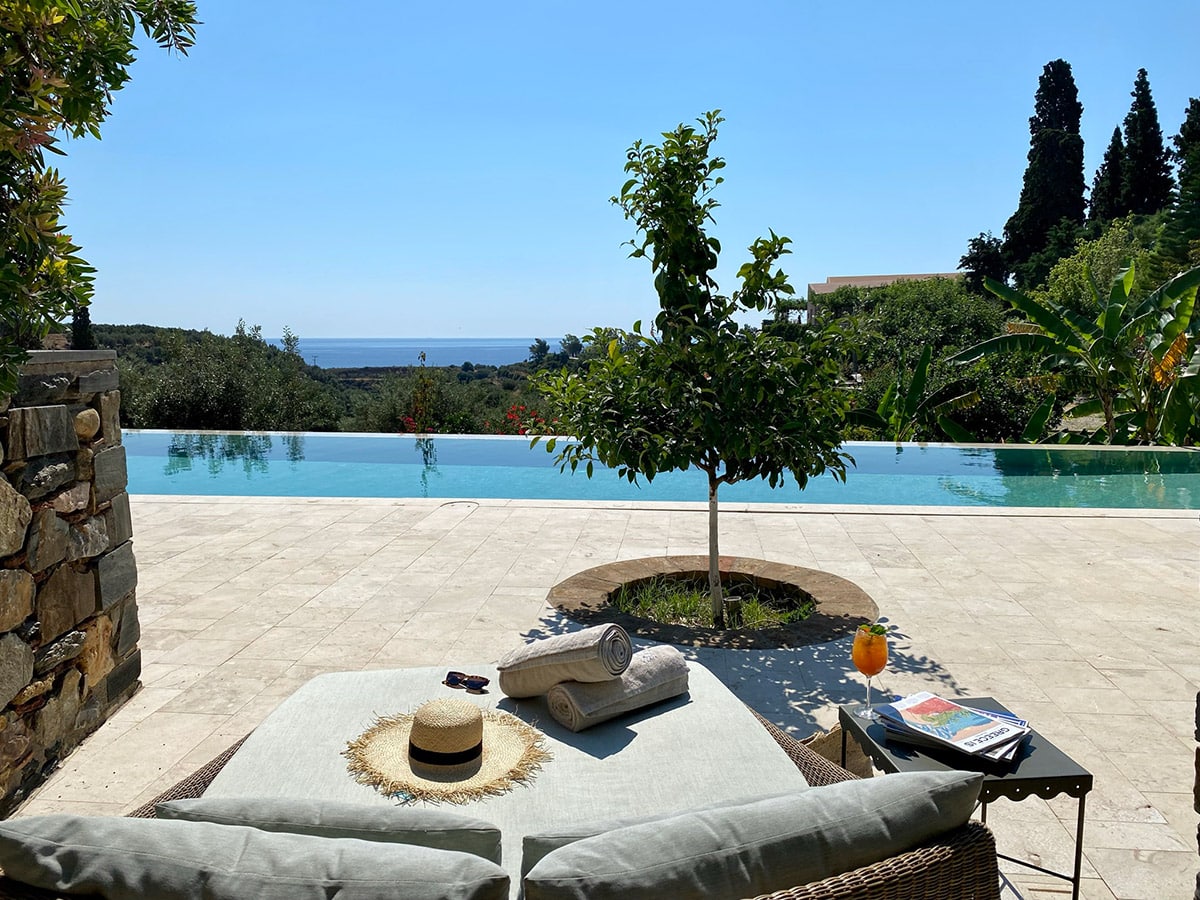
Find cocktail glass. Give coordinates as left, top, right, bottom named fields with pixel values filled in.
left=851, top=623, right=888, bottom=719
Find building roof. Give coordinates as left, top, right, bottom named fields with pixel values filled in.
left=807, top=273, right=961, bottom=295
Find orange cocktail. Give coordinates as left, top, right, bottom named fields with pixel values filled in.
left=851, top=623, right=889, bottom=719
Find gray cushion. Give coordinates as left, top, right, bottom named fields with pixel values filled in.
left=0, top=815, right=510, bottom=900
left=156, top=797, right=502, bottom=863
left=520, top=788, right=797, bottom=877
left=523, top=770, right=983, bottom=900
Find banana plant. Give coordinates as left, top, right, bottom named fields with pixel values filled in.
left=950, top=263, right=1200, bottom=444
left=851, top=345, right=980, bottom=442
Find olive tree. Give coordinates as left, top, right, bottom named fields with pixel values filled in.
left=536, top=113, right=851, bottom=626
left=0, top=0, right=198, bottom=394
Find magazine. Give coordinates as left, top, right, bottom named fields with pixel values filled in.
left=876, top=692, right=1030, bottom=759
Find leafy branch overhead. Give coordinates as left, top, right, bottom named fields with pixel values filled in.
left=0, top=0, right=199, bottom=394
left=536, top=112, right=852, bottom=626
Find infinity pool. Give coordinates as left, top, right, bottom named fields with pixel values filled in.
left=122, top=431, right=1200, bottom=509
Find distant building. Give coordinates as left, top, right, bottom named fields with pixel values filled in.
left=802, top=272, right=961, bottom=324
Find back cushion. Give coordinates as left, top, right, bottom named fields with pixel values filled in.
left=523, top=770, right=982, bottom=900
left=157, top=797, right=502, bottom=863
left=0, top=815, right=509, bottom=900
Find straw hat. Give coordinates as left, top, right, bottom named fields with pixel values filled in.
left=344, top=698, right=551, bottom=804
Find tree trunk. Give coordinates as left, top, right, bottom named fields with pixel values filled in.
left=708, top=476, right=724, bottom=627
left=1101, top=391, right=1115, bottom=443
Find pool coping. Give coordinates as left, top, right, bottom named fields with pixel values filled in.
left=126, top=493, right=1199, bottom=518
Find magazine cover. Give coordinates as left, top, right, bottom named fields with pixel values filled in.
left=879, top=692, right=1026, bottom=756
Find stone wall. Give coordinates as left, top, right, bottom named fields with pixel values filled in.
left=0, top=351, right=139, bottom=816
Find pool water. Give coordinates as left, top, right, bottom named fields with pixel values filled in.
left=122, top=431, right=1200, bottom=509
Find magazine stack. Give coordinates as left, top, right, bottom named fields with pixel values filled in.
left=876, top=692, right=1031, bottom=762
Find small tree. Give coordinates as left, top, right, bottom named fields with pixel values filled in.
left=536, top=113, right=851, bottom=625
left=71, top=305, right=95, bottom=351
left=958, top=232, right=1009, bottom=295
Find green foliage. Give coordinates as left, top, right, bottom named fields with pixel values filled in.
left=536, top=113, right=851, bottom=624
left=958, top=232, right=1009, bottom=295
left=1032, top=216, right=1159, bottom=318
left=1174, top=98, right=1200, bottom=187
left=1089, top=128, right=1127, bottom=223
left=851, top=345, right=979, bottom=442
left=124, top=322, right=341, bottom=431
left=0, top=0, right=199, bottom=394
left=951, top=263, right=1200, bottom=444
left=612, top=575, right=812, bottom=629
left=527, top=338, right=549, bottom=365
left=1003, top=60, right=1087, bottom=289
left=70, top=304, right=95, bottom=350
left=1121, top=68, right=1175, bottom=217
left=818, top=277, right=1003, bottom=370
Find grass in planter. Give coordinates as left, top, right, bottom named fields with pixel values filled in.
left=613, top=576, right=813, bottom=629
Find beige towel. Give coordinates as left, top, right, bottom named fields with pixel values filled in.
left=545, top=645, right=690, bottom=732
left=497, top=625, right=632, bottom=699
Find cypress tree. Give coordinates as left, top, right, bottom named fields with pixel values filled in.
left=1121, top=68, right=1174, bottom=215
left=1148, top=100, right=1200, bottom=278
left=1089, top=128, right=1127, bottom=223
left=1173, top=98, right=1200, bottom=187
left=1003, top=60, right=1086, bottom=289
left=70, top=305, right=95, bottom=350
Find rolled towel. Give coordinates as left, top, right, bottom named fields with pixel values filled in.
left=546, top=645, right=690, bottom=733
left=497, top=625, right=632, bottom=699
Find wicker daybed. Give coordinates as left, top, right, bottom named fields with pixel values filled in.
left=0, top=713, right=999, bottom=900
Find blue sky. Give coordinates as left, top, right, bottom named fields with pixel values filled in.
left=56, top=1, right=1199, bottom=340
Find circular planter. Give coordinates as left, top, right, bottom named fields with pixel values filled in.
left=547, top=555, right=878, bottom=649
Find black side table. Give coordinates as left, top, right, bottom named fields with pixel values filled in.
left=838, top=696, right=1093, bottom=900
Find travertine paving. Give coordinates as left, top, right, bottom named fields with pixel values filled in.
left=17, top=495, right=1199, bottom=900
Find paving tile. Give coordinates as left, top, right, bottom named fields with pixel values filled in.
left=11, top=497, right=1196, bottom=900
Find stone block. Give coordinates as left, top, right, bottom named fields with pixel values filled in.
left=24, top=508, right=69, bottom=573
left=5, top=406, right=77, bottom=460
left=0, top=718, right=31, bottom=771
left=99, top=391, right=121, bottom=446
left=102, top=648, right=140, bottom=707
left=14, top=373, right=69, bottom=406
left=103, top=493, right=133, bottom=550
left=36, top=564, right=96, bottom=642
left=96, top=541, right=136, bottom=610
left=10, top=677, right=52, bottom=707
left=35, top=669, right=82, bottom=748
left=75, top=368, right=118, bottom=395
left=78, top=615, right=115, bottom=687
left=113, top=596, right=140, bottom=657
left=33, top=630, right=85, bottom=676
left=73, top=408, right=99, bottom=442
left=50, top=481, right=90, bottom=515
left=67, top=517, right=108, bottom=562
left=0, top=634, right=35, bottom=707
left=0, top=478, right=32, bottom=557
left=18, top=454, right=75, bottom=500
left=92, top=445, right=127, bottom=503
left=76, top=447, right=94, bottom=482
left=0, top=570, right=34, bottom=632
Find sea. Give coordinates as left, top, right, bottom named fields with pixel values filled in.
left=267, top=337, right=540, bottom=369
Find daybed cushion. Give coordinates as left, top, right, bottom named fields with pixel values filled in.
left=520, top=788, right=792, bottom=877
left=0, top=815, right=509, bottom=900
left=523, top=769, right=983, bottom=900
left=156, top=797, right=502, bottom=863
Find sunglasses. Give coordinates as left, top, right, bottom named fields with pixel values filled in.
left=443, top=671, right=490, bottom=693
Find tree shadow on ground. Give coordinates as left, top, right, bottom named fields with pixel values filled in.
left=519, top=612, right=960, bottom=740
